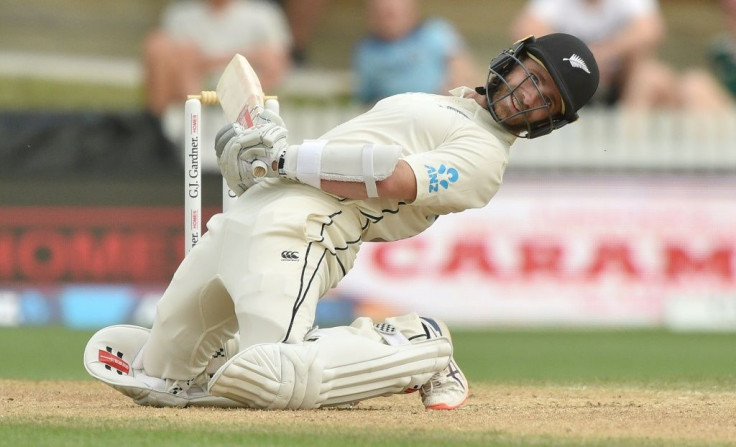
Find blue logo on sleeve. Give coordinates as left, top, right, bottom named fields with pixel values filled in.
left=425, top=164, right=459, bottom=193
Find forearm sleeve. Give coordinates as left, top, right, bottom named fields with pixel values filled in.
left=278, top=140, right=403, bottom=197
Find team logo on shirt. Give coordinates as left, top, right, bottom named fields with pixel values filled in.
left=281, top=251, right=300, bottom=261
left=425, top=164, right=459, bottom=193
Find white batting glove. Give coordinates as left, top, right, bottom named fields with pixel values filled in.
left=214, top=122, right=258, bottom=196
left=247, top=105, right=287, bottom=175
left=214, top=121, right=289, bottom=196
left=253, top=107, right=285, bottom=127
left=239, top=123, right=289, bottom=176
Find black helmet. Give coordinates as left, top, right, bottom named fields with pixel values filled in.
left=480, top=33, right=599, bottom=139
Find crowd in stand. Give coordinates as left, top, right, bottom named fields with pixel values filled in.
left=143, top=0, right=736, bottom=118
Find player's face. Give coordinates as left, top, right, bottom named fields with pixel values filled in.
left=490, top=56, right=563, bottom=128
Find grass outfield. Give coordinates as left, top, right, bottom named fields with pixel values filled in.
left=1, top=327, right=735, bottom=446
left=2, top=327, right=736, bottom=387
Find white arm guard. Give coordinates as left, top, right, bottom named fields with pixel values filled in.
left=278, top=140, right=403, bottom=198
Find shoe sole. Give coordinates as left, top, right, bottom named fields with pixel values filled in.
left=425, top=390, right=469, bottom=410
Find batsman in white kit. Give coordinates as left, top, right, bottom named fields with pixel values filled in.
left=84, top=33, right=599, bottom=410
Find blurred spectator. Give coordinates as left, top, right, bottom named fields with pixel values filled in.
left=274, top=0, right=330, bottom=66
left=511, top=0, right=673, bottom=108
left=353, top=0, right=480, bottom=105
left=709, top=0, right=736, bottom=101
left=511, top=0, right=733, bottom=110
left=143, top=0, right=292, bottom=117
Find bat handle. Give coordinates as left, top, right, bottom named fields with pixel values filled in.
left=265, top=97, right=280, bottom=115
left=252, top=159, right=269, bottom=178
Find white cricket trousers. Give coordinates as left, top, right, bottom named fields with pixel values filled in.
left=143, top=180, right=363, bottom=381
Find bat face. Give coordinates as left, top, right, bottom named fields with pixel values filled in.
left=214, top=54, right=273, bottom=179
left=216, top=54, right=264, bottom=127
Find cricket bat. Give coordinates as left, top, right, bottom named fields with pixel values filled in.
left=190, top=54, right=277, bottom=178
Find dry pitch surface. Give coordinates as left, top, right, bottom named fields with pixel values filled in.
left=2, top=380, right=735, bottom=445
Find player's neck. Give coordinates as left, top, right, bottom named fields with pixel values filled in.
left=467, top=90, right=488, bottom=109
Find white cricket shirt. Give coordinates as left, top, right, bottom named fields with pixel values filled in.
left=319, top=87, right=514, bottom=242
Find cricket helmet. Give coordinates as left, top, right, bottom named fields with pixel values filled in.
left=479, top=33, right=599, bottom=138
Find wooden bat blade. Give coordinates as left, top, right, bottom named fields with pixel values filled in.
left=216, top=54, right=264, bottom=126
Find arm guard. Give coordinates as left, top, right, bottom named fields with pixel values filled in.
left=278, top=140, right=403, bottom=198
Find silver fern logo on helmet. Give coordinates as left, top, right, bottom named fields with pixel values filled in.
left=562, top=54, right=591, bottom=74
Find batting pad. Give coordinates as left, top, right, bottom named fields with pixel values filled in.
left=84, top=325, right=244, bottom=408
left=208, top=331, right=452, bottom=409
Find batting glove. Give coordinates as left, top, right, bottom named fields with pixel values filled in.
left=214, top=121, right=289, bottom=196
left=253, top=107, right=285, bottom=127
left=239, top=123, right=289, bottom=175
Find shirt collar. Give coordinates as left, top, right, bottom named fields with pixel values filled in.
left=449, top=86, right=517, bottom=146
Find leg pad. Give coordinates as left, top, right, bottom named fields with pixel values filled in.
left=209, top=329, right=452, bottom=409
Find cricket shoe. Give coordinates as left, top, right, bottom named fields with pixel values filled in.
left=417, top=317, right=469, bottom=410
left=132, top=335, right=244, bottom=408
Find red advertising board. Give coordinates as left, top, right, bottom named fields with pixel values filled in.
left=0, top=207, right=217, bottom=283
left=2, top=176, right=736, bottom=329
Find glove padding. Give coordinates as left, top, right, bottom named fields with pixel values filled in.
left=214, top=110, right=288, bottom=196
left=239, top=123, right=289, bottom=173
